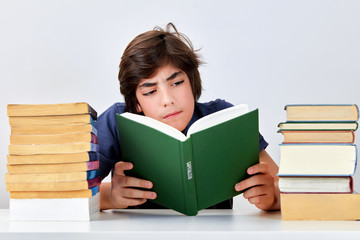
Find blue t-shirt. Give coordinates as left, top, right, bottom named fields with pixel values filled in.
left=97, top=99, right=268, bottom=209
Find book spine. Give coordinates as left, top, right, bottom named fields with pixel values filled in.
left=86, top=160, right=100, bottom=171
left=90, top=185, right=100, bottom=196
left=87, top=169, right=100, bottom=179
left=91, top=124, right=98, bottom=136
left=349, top=176, right=353, bottom=193
left=90, top=143, right=99, bottom=152
left=180, top=139, right=198, bottom=216
left=90, top=115, right=97, bottom=127
left=91, top=133, right=98, bottom=144
left=88, top=151, right=99, bottom=161
left=87, top=176, right=101, bottom=188
left=354, top=145, right=358, bottom=176
left=87, top=104, right=98, bottom=120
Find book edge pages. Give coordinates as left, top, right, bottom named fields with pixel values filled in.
left=278, top=177, right=352, bottom=193
left=9, top=192, right=100, bottom=221
left=278, top=144, right=357, bottom=176
left=280, top=193, right=360, bottom=220
left=187, top=104, right=249, bottom=136
left=119, top=112, right=187, bottom=141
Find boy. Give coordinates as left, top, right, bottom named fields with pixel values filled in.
left=98, top=23, right=280, bottom=211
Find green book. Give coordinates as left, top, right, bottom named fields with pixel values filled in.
left=116, top=104, right=259, bottom=216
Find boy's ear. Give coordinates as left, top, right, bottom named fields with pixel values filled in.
left=136, top=103, right=142, bottom=113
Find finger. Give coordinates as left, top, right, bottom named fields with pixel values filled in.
left=122, top=188, right=157, bottom=200
left=113, top=161, right=133, bottom=176
left=118, top=176, right=153, bottom=189
left=124, top=198, right=147, bottom=207
left=247, top=162, right=269, bottom=175
left=112, top=197, right=147, bottom=208
left=235, top=174, right=273, bottom=191
left=242, top=185, right=269, bottom=199
left=247, top=195, right=274, bottom=210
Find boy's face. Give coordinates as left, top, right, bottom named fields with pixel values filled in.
left=135, top=64, right=195, bottom=132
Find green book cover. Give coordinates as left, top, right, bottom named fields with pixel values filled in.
left=116, top=105, right=259, bottom=216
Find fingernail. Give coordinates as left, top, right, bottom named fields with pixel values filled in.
left=248, top=167, right=253, bottom=174
left=126, top=163, right=132, bottom=168
left=146, top=181, right=152, bottom=188
left=150, top=193, right=157, bottom=199
left=235, top=184, right=241, bottom=191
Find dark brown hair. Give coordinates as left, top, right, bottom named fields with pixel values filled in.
left=118, top=23, right=202, bottom=113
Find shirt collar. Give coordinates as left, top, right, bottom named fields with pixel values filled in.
left=182, top=102, right=203, bottom=135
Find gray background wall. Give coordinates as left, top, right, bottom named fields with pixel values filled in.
left=0, top=0, right=359, bottom=209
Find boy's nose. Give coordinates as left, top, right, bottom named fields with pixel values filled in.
left=160, top=90, right=174, bottom=107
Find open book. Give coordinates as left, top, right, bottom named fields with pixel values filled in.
left=116, top=104, right=259, bottom=216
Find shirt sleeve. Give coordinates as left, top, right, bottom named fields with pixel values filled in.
left=97, top=103, right=124, bottom=179
left=259, top=133, right=268, bottom=151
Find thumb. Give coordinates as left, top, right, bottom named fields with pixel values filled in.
left=113, top=161, right=133, bottom=177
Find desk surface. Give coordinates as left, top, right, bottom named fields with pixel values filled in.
left=1, top=208, right=360, bottom=240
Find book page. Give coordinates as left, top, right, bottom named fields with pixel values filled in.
left=120, top=113, right=187, bottom=141
left=187, top=104, right=249, bottom=136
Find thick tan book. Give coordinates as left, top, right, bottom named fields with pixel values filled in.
left=7, top=152, right=98, bottom=165
left=285, top=104, right=359, bottom=121
left=5, top=170, right=99, bottom=183
left=9, top=114, right=94, bottom=126
left=6, top=177, right=101, bottom=191
left=10, top=189, right=96, bottom=199
left=7, top=161, right=99, bottom=174
left=10, top=132, right=97, bottom=145
left=280, top=130, right=355, bottom=143
left=10, top=123, right=96, bottom=135
left=8, top=142, right=98, bottom=155
left=281, top=193, right=360, bottom=220
left=7, top=102, right=97, bottom=119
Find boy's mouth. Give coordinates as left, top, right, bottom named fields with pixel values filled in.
left=164, top=111, right=182, bottom=119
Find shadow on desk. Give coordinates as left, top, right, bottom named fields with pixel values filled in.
left=93, top=209, right=283, bottom=232
left=102, top=208, right=277, bottom=216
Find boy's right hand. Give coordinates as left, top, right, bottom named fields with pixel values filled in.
left=110, top=161, right=157, bottom=209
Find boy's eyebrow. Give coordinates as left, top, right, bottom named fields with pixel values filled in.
left=167, top=71, right=183, bottom=81
left=138, top=71, right=183, bottom=88
left=138, top=82, right=157, bottom=88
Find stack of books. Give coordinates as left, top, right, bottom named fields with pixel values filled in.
left=278, top=104, right=360, bottom=220
left=6, top=102, right=100, bottom=221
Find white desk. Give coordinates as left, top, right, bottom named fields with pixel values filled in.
left=1, top=208, right=360, bottom=240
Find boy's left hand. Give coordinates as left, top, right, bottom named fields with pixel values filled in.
left=234, top=162, right=275, bottom=210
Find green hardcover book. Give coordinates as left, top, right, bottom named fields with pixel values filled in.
left=116, top=104, right=259, bottom=216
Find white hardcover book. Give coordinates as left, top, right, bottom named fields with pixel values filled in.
left=278, top=144, right=357, bottom=176
left=278, top=176, right=353, bottom=193
left=9, top=193, right=99, bottom=221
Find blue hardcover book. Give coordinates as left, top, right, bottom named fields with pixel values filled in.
left=90, top=185, right=100, bottom=196
left=87, top=169, right=100, bottom=180
left=88, top=151, right=100, bottom=161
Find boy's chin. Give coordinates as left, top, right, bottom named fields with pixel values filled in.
left=166, top=121, right=186, bottom=132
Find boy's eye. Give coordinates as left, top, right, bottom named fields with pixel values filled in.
left=172, top=80, right=184, bottom=86
left=143, top=90, right=156, bottom=96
